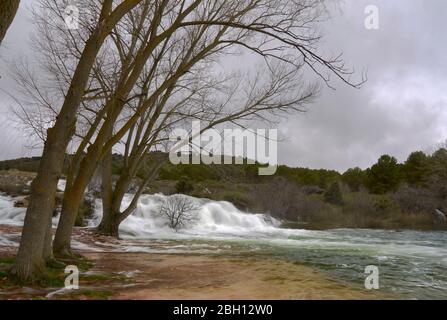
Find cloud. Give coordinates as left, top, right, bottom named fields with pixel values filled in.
left=0, top=0, right=446, bottom=173
left=277, top=0, right=447, bottom=172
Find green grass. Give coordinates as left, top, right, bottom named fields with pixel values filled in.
left=0, top=256, right=96, bottom=288
left=75, top=289, right=113, bottom=300
left=0, top=255, right=127, bottom=300
left=0, top=257, right=15, bottom=264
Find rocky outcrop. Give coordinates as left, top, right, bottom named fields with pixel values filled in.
left=434, top=209, right=447, bottom=224
left=13, top=196, right=29, bottom=208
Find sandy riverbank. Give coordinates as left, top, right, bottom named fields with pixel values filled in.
left=0, top=223, right=384, bottom=300
left=86, top=252, right=383, bottom=300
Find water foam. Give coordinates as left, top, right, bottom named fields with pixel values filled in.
left=89, top=193, right=282, bottom=239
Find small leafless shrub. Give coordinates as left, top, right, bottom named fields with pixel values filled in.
left=158, top=195, right=200, bottom=232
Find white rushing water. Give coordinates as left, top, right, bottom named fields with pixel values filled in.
left=0, top=195, right=27, bottom=227
left=89, top=193, right=283, bottom=240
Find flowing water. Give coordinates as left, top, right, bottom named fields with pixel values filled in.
left=1, top=192, right=447, bottom=299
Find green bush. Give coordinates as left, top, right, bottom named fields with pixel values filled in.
left=342, top=167, right=366, bottom=192
left=373, top=196, right=400, bottom=216
left=324, top=182, right=344, bottom=206
left=175, top=176, right=194, bottom=194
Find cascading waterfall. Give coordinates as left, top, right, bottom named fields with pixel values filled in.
left=0, top=195, right=26, bottom=227
left=0, top=190, right=282, bottom=238
left=89, top=193, right=282, bottom=239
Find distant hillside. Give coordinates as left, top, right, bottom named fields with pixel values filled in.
left=1, top=149, right=446, bottom=231
left=0, top=157, right=42, bottom=173
left=0, top=154, right=341, bottom=187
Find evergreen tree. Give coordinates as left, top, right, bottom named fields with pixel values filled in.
left=342, top=167, right=366, bottom=192
left=175, top=176, right=194, bottom=194
left=324, top=182, right=344, bottom=205
left=365, top=155, right=402, bottom=194
left=402, top=151, right=430, bottom=186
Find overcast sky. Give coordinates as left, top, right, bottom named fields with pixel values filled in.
left=0, top=0, right=446, bottom=172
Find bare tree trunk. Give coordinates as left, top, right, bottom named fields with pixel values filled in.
left=13, top=128, right=68, bottom=280
left=53, top=155, right=98, bottom=257
left=97, top=157, right=165, bottom=238
left=100, top=149, right=114, bottom=223
left=97, top=178, right=128, bottom=237
left=13, top=0, right=141, bottom=276
left=0, top=0, right=20, bottom=45
left=96, top=132, right=120, bottom=237
left=53, top=106, right=118, bottom=252
left=11, top=0, right=153, bottom=280
left=42, top=215, right=53, bottom=262
left=96, top=208, right=122, bottom=237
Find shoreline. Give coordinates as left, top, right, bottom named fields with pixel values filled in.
left=0, top=225, right=386, bottom=300
left=86, top=252, right=385, bottom=300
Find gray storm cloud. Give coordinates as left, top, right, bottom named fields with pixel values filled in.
left=0, top=0, right=446, bottom=172
left=279, top=0, right=447, bottom=171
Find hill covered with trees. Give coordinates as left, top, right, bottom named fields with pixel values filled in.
left=1, top=146, right=446, bottom=231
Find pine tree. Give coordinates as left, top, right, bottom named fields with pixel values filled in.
left=324, top=182, right=344, bottom=205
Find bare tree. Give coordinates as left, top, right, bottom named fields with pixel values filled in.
left=158, top=195, right=200, bottom=232
left=10, top=0, right=364, bottom=266
left=97, top=60, right=317, bottom=237
left=12, top=0, right=142, bottom=282
left=53, top=0, right=230, bottom=255
left=0, top=0, right=20, bottom=45
left=53, top=0, right=364, bottom=253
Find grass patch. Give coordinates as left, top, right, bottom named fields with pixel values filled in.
left=78, top=289, right=113, bottom=300
left=0, top=255, right=96, bottom=289
left=0, top=255, right=126, bottom=300
left=0, top=257, right=15, bottom=264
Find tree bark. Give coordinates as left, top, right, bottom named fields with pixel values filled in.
left=97, top=181, right=128, bottom=237
left=96, top=132, right=121, bottom=237
left=96, top=209, right=122, bottom=238
left=42, top=215, right=53, bottom=262
left=12, top=127, right=67, bottom=280
left=100, top=148, right=114, bottom=223
left=0, top=0, right=20, bottom=45
left=53, top=108, right=117, bottom=255
left=97, top=156, right=165, bottom=238
left=97, top=152, right=132, bottom=234
left=53, top=153, right=98, bottom=257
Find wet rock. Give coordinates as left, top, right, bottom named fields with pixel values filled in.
left=434, top=209, right=447, bottom=224
left=13, top=197, right=29, bottom=208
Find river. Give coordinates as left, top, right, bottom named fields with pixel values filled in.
left=1, top=192, right=446, bottom=299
